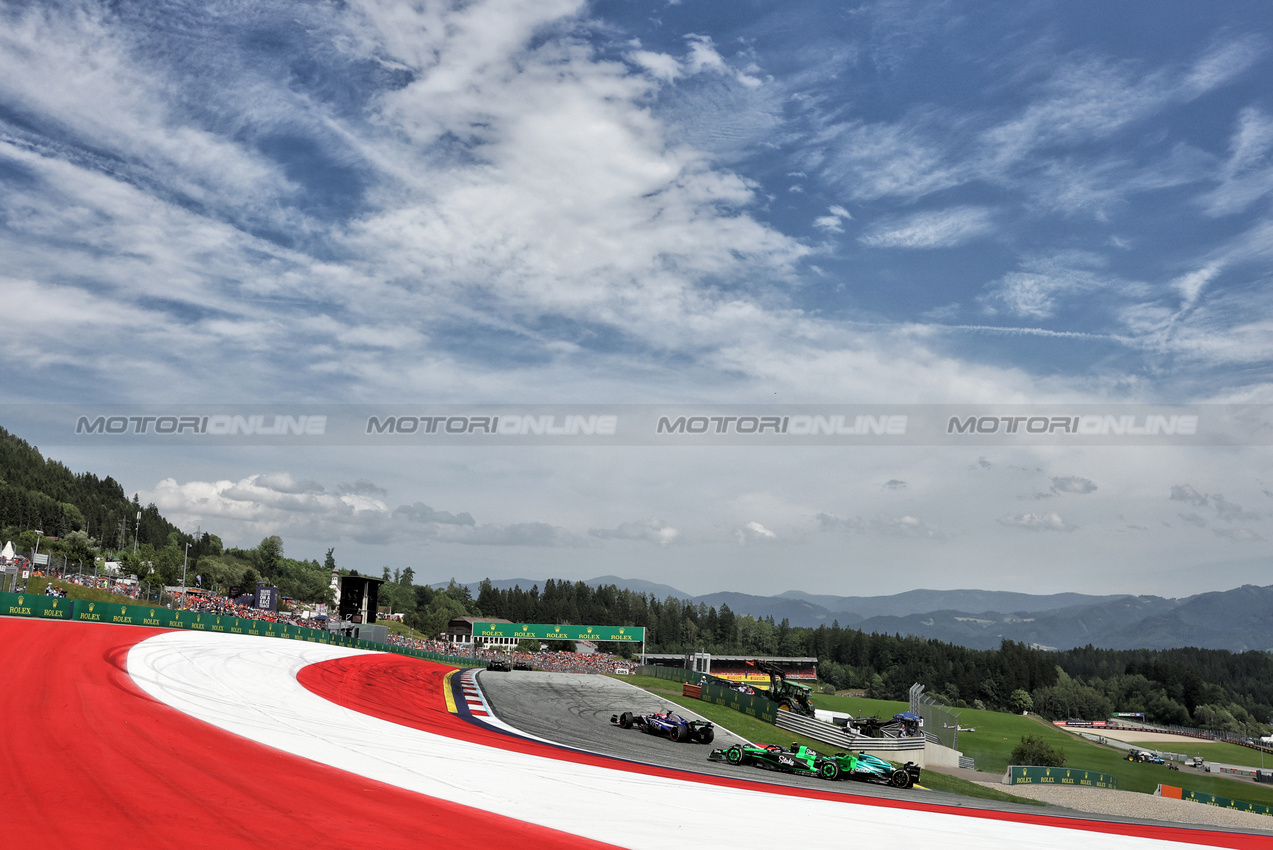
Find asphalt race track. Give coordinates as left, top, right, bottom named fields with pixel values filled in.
left=478, top=669, right=940, bottom=800
left=3, top=617, right=1268, bottom=849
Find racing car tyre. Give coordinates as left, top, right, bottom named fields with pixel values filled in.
left=695, top=727, right=715, bottom=745
left=619, top=711, right=633, bottom=729
left=672, top=724, right=690, bottom=743
left=889, top=769, right=910, bottom=788
left=726, top=746, right=743, bottom=765
left=818, top=761, right=840, bottom=780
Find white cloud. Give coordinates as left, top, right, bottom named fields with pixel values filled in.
left=1201, top=107, right=1273, bottom=216
left=860, top=207, right=994, bottom=250
left=981, top=253, right=1119, bottom=319
left=1171, top=264, right=1222, bottom=310
left=628, top=49, right=683, bottom=82
left=997, top=512, right=1075, bottom=532
left=145, top=473, right=593, bottom=548
left=813, top=205, right=853, bottom=234
left=1213, top=526, right=1263, bottom=542
left=589, top=519, right=681, bottom=546
left=872, top=514, right=945, bottom=539
left=1051, top=476, right=1097, bottom=494
left=736, top=521, right=778, bottom=544
left=816, top=513, right=865, bottom=533
left=1212, top=495, right=1260, bottom=523
left=813, top=120, right=962, bottom=202
left=394, top=503, right=477, bottom=526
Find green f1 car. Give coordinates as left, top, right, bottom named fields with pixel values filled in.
left=709, top=742, right=920, bottom=788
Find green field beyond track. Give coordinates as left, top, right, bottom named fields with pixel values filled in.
left=811, top=693, right=1273, bottom=807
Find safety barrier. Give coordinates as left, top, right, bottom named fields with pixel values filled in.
left=1158, top=784, right=1273, bottom=817
left=699, top=680, right=779, bottom=724
left=0, top=591, right=485, bottom=668
left=1007, top=766, right=1117, bottom=789
left=775, top=709, right=924, bottom=754
left=640, top=665, right=780, bottom=723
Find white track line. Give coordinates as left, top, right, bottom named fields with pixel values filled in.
left=126, top=631, right=1231, bottom=850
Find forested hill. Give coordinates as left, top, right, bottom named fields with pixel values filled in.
left=0, top=425, right=182, bottom=548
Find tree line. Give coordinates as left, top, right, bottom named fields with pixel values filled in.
left=0, top=426, right=186, bottom=550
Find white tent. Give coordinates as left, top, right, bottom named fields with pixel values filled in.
left=0, top=541, right=14, bottom=561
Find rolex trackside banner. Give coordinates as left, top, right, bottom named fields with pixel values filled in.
left=4, top=404, right=1272, bottom=446
left=471, top=622, right=645, bottom=642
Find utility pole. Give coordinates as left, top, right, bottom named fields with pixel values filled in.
left=181, top=542, right=190, bottom=607
left=132, top=511, right=141, bottom=555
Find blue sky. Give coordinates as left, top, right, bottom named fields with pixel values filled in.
left=2, top=1, right=1272, bottom=597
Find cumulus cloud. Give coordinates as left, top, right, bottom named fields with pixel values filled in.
left=872, top=514, right=945, bottom=539
left=997, top=512, right=1075, bottom=532
left=816, top=512, right=865, bottom=533
left=338, top=479, right=389, bottom=497
left=394, top=503, right=477, bottom=526
left=255, top=472, right=326, bottom=495
left=1213, top=526, right=1263, bottom=542
left=1170, top=484, right=1209, bottom=507
left=589, top=519, right=681, bottom=546
left=1169, top=486, right=1258, bottom=521
left=813, top=205, right=853, bottom=234
left=437, top=523, right=586, bottom=547
left=145, top=474, right=593, bottom=548
left=1051, top=476, right=1097, bottom=494
left=736, top=521, right=778, bottom=544
left=1212, top=495, right=1260, bottom=522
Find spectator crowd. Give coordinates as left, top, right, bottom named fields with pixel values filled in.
left=385, top=632, right=635, bottom=674
left=31, top=571, right=639, bottom=674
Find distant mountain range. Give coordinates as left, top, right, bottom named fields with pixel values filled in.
left=439, top=576, right=1273, bottom=653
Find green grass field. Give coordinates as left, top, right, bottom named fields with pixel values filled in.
left=1116, top=739, right=1273, bottom=770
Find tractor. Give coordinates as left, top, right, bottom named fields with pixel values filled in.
left=746, top=659, right=816, bottom=717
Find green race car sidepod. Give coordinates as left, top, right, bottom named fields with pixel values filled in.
left=708, top=743, right=843, bottom=780
left=709, top=742, right=920, bottom=788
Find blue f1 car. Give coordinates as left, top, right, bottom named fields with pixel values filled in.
left=611, top=709, right=715, bottom=744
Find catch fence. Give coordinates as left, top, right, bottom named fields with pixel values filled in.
left=910, top=683, right=960, bottom=751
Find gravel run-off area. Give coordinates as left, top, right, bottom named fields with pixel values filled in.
left=976, top=782, right=1273, bottom=833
